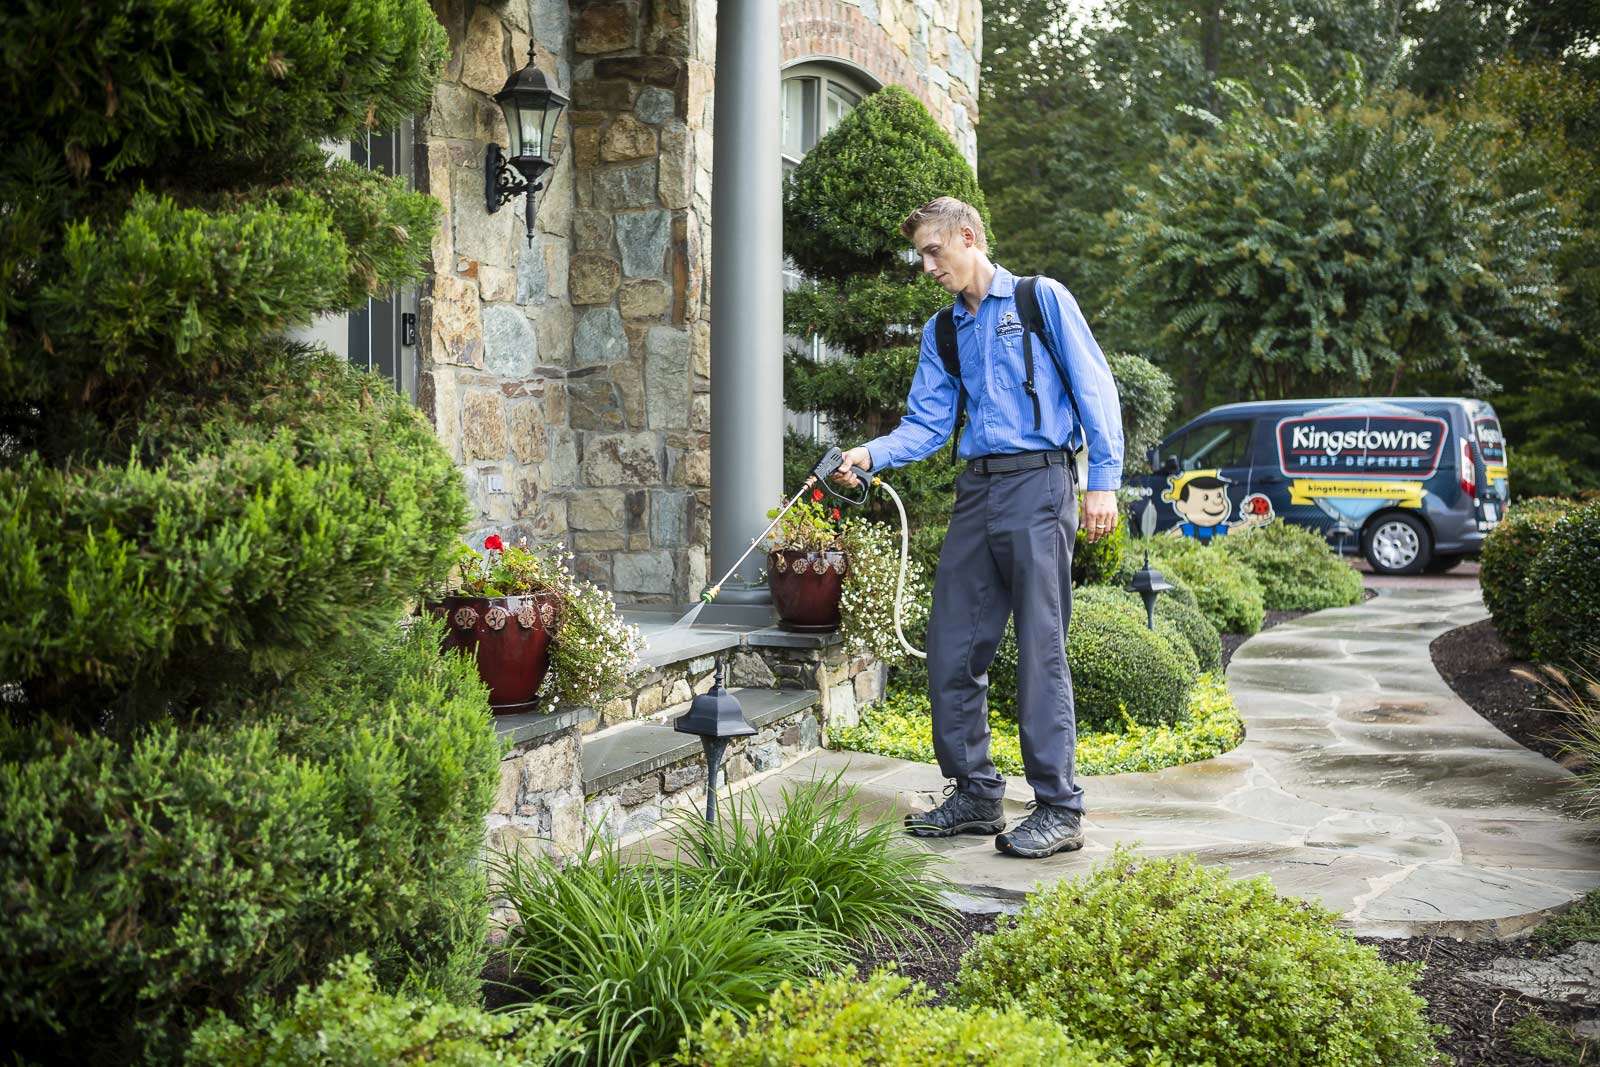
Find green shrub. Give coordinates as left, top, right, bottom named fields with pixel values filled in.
left=1215, top=519, right=1364, bottom=611
left=682, top=969, right=1110, bottom=1066
left=782, top=86, right=988, bottom=281
left=1105, top=351, right=1176, bottom=465
left=986, top=593, right=1196, bottom=730
left=662, top=775, right=952, bottom=951
left=1147, top=537, right=1266, bottom=635
left=186, top=954, right=574, bottom=1066
left=956, top=850, right=1439, bottom=1066
left=1073, top=510, right=1127, bottom=585
left=1527, top=501, right=1600, bottom=664
left=1, top=618, right=501, bottom=1063
left=1156, top=592, right=1223, bottom=673
left=493, top=839, right=840, bottom=1067
left=1071, top=585, right=1202, bottom=680
left=1482, top=498, right=1574, bottom=657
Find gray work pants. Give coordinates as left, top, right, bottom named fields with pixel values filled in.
left=926, top=456, right=1084, bottom=811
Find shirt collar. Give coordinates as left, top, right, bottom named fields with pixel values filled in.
left=952, top=264, right=1017, bottom=321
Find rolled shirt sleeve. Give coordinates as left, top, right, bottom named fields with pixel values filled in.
left=861, top=321, right=960, bottom=473
left=1038, top=280, right=1124, bottom=491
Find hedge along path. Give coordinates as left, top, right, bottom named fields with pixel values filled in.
left=753, top=582, right=1600, bottom=938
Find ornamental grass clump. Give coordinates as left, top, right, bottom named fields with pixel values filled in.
left=444, top=535, right=644, bottom=709
left=664, top=774, right=953, bottom=952
left=956, top=849, right=1440, bottom=1066
left=492, top=838, right=840, bottom=1067
left=682, top=969, right=1113, bottom=1066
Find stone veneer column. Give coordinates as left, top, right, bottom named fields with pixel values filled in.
left=708, top=0, right=783, bottom=603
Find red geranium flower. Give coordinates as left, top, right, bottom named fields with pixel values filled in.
left=830, top=508, right=841, bottom=520
left=484, top=534, right=505, bottom=551
left=811, top=487, right=824, bottom=502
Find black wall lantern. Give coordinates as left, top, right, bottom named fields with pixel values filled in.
left=673, top=660, right=755, bottom=823
left=486, top=49, right=568, bottom=246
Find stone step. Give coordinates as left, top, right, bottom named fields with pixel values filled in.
left=579, top=686, right=825, bottom=841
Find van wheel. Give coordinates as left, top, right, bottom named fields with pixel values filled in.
left=1362, top=513, right=1432, bottom=575
left=1425, top=553, right=1465, bottom=574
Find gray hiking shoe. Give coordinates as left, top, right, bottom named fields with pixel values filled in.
left=904, top=783, right=1005, bottom=838
left=995, top=801, right=1085, bottom=858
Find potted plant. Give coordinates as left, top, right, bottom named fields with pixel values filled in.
left=429, top=535, right=644, bottom=714
left=763, top=493, right=929, bottom=663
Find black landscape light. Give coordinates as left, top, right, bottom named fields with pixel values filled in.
left=486, top=48, right=568, bottom=245
left=673, top=660, right=755, bottom=823
left=1126, top=500, right=1172, bottom=630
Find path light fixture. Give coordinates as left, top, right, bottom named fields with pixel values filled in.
left=673, top=659, right=755, bottom=823
left=486, top=48, right=568, bottom=246
left=1126, top=500, right=1172, bottom=630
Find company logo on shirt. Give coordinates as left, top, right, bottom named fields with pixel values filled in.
left=1275, top=414, right=1448, bottom=478
left=995, top=310, right=1024, bottom=337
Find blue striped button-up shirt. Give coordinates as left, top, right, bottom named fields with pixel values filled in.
left=863, top=266, right=1125, bottom=491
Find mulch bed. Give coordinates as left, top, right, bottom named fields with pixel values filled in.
left=853, top=916, right=1593, bottom=1064
left=1431, top=617, right=1581, bottom=768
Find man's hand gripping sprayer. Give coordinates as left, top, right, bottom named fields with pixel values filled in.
left=698, top=447, right=926, bottom=660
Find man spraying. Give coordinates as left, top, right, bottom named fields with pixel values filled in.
left=831, top=196, right=1123, bottom=859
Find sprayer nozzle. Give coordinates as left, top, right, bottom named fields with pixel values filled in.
left=702, top=586, right=718, bottom=603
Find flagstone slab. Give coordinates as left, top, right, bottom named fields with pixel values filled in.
left=760, top=582, right=1600, bottom=939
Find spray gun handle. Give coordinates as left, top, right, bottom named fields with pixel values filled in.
left=810, top=446, right=871, bottom=507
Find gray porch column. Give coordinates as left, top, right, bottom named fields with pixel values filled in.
left=708, top=0, right=782, bottom=605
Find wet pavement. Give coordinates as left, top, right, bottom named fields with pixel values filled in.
left=749, top=576, right=1600, bottom=939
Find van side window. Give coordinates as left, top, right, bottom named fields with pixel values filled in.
left=1179, top=420, right=1253, bottom=470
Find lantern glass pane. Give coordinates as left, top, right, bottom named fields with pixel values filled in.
left=498, top=98, right=522, bottom=157
left=538, top=102, right=563, bottom=160
left=519, top=104, right=544, bottom=158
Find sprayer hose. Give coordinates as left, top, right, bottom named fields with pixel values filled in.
left=871, top=477, right=927, bottom=661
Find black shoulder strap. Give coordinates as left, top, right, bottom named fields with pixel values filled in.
left=1016, top=276, right=1084, bottom=451
left=935, top=304, right=966, bottom=463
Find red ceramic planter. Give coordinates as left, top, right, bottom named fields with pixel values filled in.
left=768, top=549, right=847, bottom=632
left=429, top=593, right=558, bottom=714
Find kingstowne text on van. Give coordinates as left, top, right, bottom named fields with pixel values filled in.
left=1291, top=425, right=1435, bottom=457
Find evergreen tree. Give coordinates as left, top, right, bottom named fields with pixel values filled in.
left=0, top=1, right=499, bottom=1060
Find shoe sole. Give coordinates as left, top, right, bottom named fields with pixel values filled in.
left=995, top=835, right=1085, bottom=859
left=904, top=819, right=1006, bottom=838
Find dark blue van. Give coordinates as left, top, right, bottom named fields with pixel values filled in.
left=1127, top=398, right=1510, bottom=575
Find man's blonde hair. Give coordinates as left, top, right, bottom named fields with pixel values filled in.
left=901, top=196, right=987, bottom=251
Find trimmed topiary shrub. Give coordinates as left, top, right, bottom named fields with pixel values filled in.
left=1105, top=351, right=1175, bottom=467
left=1157, top=592, right=1224, bottom=673
left=1146, top=537, right=1267, bottom=635
left=1216, top=519, right=1365, bottom=612
left=956, top=849, right=1440, bottom=1066
left=684, top=969, right=1111, bottom=1066
left=1, top=619, right=501, bottom=1063
left=1481, top=498, right=1573, bottom=657
left=1527, top=500, right=1600, bottom=665
left=1072, top=585, right=1201, bottom=679
left=185, top=954, right=574, bottom=1067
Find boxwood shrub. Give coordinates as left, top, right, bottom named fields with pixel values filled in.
left=186, top=954, right=574, bottom=1066
left=1, top=618, right=501, bottom=1064
left=1527, top=500, right=1600, bottom=665
left=1146, top=537, right=1266, bottom=635
left=684, top=970, right=1110, bottom=1066
left=956, top=850, right=1439, bottom=1066
left=988, top=592, right=1196, bottom=731
left=1481, top=498, right=1573, bottom=657
left=1216, top=519, right=1364, bottom=611
left=1073, top=511, right=1127, bottom=586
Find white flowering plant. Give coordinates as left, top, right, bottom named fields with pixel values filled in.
left=838, top=517, right=928, bottom=667
left=444, top=535, right=644, bottom=710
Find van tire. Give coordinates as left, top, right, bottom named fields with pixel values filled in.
left=1425, top=553, right=1465, bottom=574
left=1362, top=512, right=1432, bottom=575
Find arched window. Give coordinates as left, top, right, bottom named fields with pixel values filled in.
left=781, top=62, right=878, bottom=441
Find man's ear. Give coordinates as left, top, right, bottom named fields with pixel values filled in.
left=961, top=226, right=976, bottom=248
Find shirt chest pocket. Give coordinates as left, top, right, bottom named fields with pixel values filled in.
left=989, top=328, right=1030, bottom=392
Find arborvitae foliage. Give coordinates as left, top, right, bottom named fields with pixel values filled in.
left=0, top=1, right=498, bottom=1060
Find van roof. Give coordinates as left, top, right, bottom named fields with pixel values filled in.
left=1202, top=397, right=1495, bottom=417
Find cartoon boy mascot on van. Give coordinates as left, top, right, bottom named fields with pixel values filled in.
left=1162, top=469, right=1273, bottom=543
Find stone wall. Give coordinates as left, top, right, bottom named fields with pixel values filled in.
left=781, top=0, right=981, bottom=163
left=417, top=0, right=713, bottom=604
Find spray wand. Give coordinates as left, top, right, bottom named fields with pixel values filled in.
left=697, top=447, right=925, bottom=660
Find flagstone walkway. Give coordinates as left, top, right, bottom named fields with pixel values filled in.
left=747, top=582, right=1600, bottom=939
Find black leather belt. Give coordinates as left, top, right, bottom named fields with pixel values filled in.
left=966, top=449, right=1074, bottom=475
